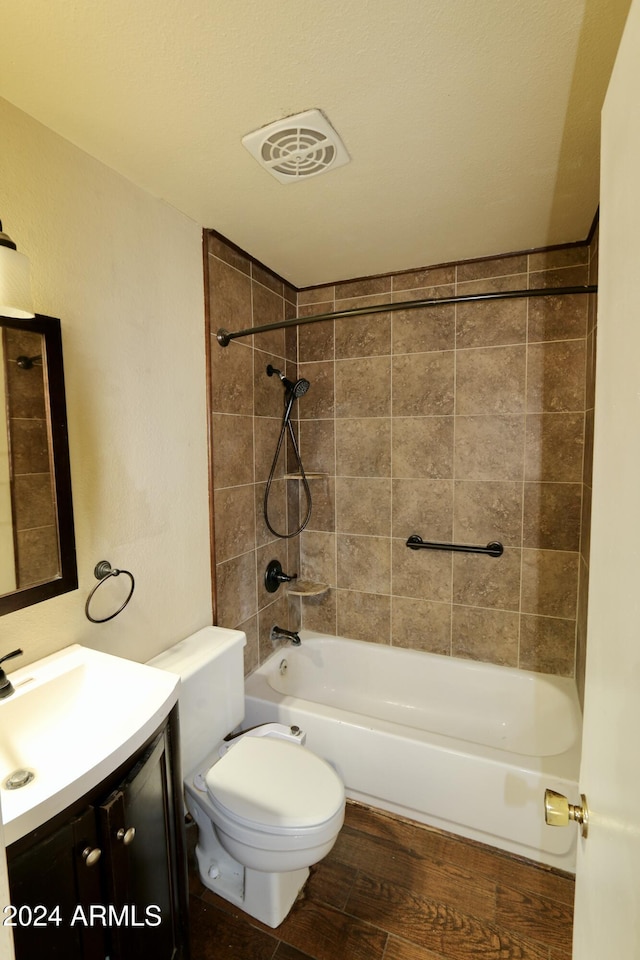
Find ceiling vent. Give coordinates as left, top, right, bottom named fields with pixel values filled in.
left=242, top=109, right=350, bottom=184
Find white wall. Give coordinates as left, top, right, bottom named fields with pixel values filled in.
left=0, top=97, right=212, bottom=665
left=0, top=98, right=213, bottom=959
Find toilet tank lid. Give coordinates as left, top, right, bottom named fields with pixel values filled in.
left=148, top=626, right=246, bottom=679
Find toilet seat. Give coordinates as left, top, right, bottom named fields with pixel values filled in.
left=205, top=736, right=344, bottom=833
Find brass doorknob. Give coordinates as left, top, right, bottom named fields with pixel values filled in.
left=544, top=788, right=589, bottom=838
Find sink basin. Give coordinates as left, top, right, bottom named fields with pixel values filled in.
left=0, top=644, right=179, bottom=845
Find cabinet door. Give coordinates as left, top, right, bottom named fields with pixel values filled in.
left=8, top=806, right=106, bottom=960
left=100, top=731, right=178, bottom=960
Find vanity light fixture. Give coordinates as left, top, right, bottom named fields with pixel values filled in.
left=0, top=220, right=35, bottom=319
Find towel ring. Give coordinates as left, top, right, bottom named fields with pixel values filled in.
left=85, top=560, right=135, bottom=623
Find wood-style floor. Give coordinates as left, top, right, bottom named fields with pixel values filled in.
left=188, top=802, right=574, bottom=960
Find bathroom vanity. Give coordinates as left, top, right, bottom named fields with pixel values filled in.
left=6, top=708, right=188, bottom=960
left=0, top=643, right=191, bottom=960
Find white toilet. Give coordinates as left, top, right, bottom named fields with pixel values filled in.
left=150, top=626, right=345, bottom=928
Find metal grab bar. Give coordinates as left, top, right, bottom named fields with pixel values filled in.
left=216, top=285, right=597, bottom=347
left=406, top=535, right=503, bottom=557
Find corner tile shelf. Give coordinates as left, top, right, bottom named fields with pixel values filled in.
left=287, top=580, right=329, bottom=597
left=283, top=473, right=329, bottom=480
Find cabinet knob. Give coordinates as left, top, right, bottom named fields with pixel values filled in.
left=116, top=826, right=136, bottom=845
left=82, top=846, right=102, bottom=867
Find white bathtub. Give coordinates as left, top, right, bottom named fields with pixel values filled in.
left=244, top=632, right=583, bottom=871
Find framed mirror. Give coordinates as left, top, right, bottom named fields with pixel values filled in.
left=0, top=313, right=77, bottom=614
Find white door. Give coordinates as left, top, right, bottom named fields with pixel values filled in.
left=572, top=0, right=640, bottom=955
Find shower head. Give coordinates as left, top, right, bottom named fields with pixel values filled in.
left=266, top=365, right=310, bottom=399
left=291, top=377, right=310, bottom=398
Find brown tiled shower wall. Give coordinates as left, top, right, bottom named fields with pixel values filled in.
left=207, top=230, right=597, bottom=692
left=207, top=232, right=301, bottom=675
left=576, top=226, right=598, bottom=706
left=2, top=327, right=57, bottom=588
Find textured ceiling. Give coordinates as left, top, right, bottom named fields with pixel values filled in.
left=0, top=0, right=631, bottom=286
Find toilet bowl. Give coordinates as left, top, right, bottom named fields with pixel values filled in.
left=149, top=627, right=346, bottom=928
left=185, top=731, right=345, bottom=925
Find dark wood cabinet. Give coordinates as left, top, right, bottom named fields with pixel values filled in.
left=7, top=708, right=189, bottom=960
left=7, top=806, right=104, bottom=959
left=99, top=731, right=178, bottom=960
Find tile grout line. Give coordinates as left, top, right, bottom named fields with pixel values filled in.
left=517, top=256, right=531, bottom=669
left=389, top=274, right=395, bottom=646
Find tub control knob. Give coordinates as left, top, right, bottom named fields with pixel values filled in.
left=265, top=560, right=298, bottom=593
left=544, top=789, right=589, bottom=838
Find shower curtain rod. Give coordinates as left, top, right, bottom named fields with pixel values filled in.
left=216, top=284, right=597, bottom=347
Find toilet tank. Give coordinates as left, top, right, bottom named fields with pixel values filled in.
left=149, top=626, right=246, bottom=777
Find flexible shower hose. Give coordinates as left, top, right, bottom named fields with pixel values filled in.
left=263, top=398, right=312, bottom=539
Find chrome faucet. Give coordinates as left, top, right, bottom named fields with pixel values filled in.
left=0, top=649, right=23, bottom=700
left=270, top=626, right=301, bottom=646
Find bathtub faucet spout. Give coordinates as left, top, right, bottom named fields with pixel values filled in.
left=270, top=625, right=301, bottom=646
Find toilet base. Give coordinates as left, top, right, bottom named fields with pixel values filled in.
left=189, top=795, right=310, bottom=928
